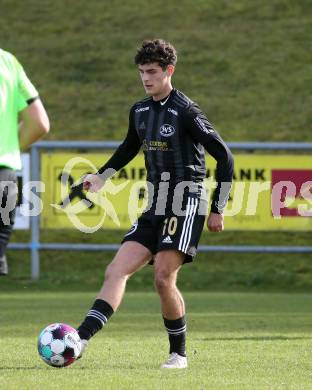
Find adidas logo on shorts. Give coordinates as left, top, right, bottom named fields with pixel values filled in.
left=162, top=235, right=173, bottom=244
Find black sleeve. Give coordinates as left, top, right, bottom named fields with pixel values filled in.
left=184, top=103, right=234, bottom=214
left=98, top=106, right=142, bottom=176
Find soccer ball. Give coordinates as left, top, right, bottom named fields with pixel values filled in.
left=38, top=323, right=81, bottom=367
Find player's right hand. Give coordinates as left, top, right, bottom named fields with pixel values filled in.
left=83, top=174, right=105, bottom=192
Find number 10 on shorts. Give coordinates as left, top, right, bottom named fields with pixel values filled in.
left=162, top=217, right=178, bottom=236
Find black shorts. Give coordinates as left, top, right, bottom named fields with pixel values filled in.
left=122, top=187, right=207, bottom=264
left=0, top=167, right=17, bottom=257
left=0, top=168, right=17, bottom=228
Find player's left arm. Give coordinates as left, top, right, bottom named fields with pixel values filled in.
left=184, top=104, right=234, bottom=232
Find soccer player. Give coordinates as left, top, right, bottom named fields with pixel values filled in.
left=77, top=39, right=234, bottom=368
left=0, top=49, right=50, bottom=275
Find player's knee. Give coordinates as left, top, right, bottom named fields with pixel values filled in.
left=154, top=272, right=175, bottom=294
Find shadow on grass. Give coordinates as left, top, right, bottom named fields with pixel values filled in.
left=0, top=364, right=137, bottom=371
left=0, top=366, right=93, bottom=371
left=0, top=366, right=44, bottom=370
left=202, top=336, right=312, bottom=341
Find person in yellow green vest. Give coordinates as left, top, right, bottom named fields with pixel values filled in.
left=0, top=49, right=50, bottom=275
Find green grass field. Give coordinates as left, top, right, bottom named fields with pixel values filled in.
left=2, top=0, right=311, bottom=142
left=1, top=291, right=312, bottom=390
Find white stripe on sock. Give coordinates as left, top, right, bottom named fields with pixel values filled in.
left=88, top=309, right=108, bottom=323
left=167, top=329, right=187, bottom=336
left=166, top=325, right=186, bottom=333
left=87, top=310, right=108, bottom=327
left=87, top=314, right=105, bottom=327
left=166, top=326, right=187, bottom=335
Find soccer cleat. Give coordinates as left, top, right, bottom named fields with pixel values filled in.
left=77, top=339, right=89, bottom=359
left=0, top=255, right=8, bottom=276
left=161, top=352, right=188, bottom=369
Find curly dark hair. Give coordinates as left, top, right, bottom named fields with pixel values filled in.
left=134, top=39, right=177, bottom=69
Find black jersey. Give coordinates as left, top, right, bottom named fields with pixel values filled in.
left=98, top=89, right=234, bottom=214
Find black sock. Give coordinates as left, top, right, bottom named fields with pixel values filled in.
left=78, top=299, right=114, bottom=340
left=163, top=316, right=186, bottom=357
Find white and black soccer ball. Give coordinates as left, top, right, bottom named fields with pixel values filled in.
left=38, top=323, right=81, bottom=367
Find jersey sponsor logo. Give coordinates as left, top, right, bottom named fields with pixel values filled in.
left=135, top=106, right=150, bottom=113
left=142, top=139, right=171, bottom=152
left=168, top=108, right=178, bottom=116
left=194, top=116, right=214, bottom=134
left=160, top=124, right=175, bottom=137
left=162, top=235, right=173, bottom=243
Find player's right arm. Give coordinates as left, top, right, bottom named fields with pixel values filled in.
left=19, top=99, right=50, bottom=150
left=15, top=56, right=50, bottom=150
left=83, top=106, right=142, bottom=192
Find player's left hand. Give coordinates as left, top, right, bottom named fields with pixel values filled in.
left=207, top=212, right=224, bottom=232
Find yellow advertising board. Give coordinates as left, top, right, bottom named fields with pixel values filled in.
left=223, top=155, right=312, bottom=230
left=41, top=153, right=312, bottom=231
left=41, top=153, right=149, bottom=231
